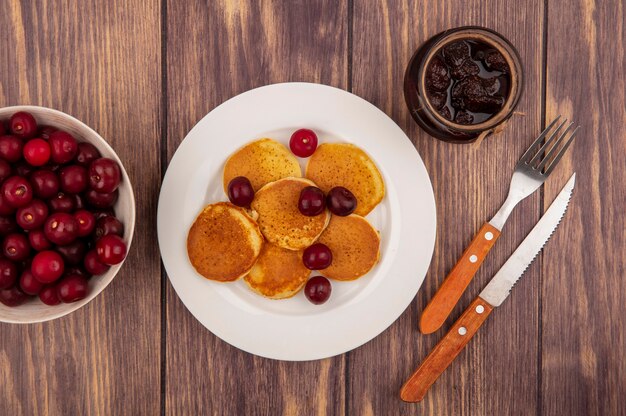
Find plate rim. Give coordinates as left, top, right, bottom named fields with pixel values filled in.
left=158, top=82, right=436, bottom=361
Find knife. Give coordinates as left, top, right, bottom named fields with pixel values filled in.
left=400, top=172, right=576, bottom=403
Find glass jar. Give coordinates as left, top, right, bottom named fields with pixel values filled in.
left=404, top=26, right=523, bottom=143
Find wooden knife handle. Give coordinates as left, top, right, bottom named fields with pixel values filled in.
left=400, top=297, right=494, bottom=402
left=419, top=222, right=500, bottom=334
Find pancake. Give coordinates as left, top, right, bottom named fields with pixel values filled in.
left=187, top=202, right=263, bottom=282
left=251, top=177, right=330, bottom=250
left=244, top=243, right=311, bottom=299
left=316, top=214, right=380, bottom=281
left=223, top=138, right=302, bottom=192
left=305, top=143, right=384, bottom=216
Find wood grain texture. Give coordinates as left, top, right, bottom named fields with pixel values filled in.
left=350, top=1, right=545, bottom=415
left=420, top=223, right=500, bottom=334
left=541, top=0, right=626, bottom=415
left=0, top=1, right=162, bottom=415
left=0, top=1, right=624, bottom=414
left=164, top=1, right=348, bottom=415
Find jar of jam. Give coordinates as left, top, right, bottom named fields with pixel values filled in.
left=404, top=26, right=523, bottom=143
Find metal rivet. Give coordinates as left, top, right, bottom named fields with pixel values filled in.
left=475, top=305, right=485, bottom=314
left=458, top=327, right=467, bottom=336
left=485, top=231, right=494, bottom=241
left=469, top=255, right=478, bottom=263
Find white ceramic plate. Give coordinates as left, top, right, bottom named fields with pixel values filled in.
left=158, top=83, right=436, bottom=361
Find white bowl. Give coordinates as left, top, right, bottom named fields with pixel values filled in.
left=0, top=106, right=135, bottom=323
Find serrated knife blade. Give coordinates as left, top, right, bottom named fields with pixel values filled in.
left=400, top=172, right=576, bottom=403
left=479, top=172, right=576, bottom=307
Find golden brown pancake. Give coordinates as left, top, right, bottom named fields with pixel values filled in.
left=223, top=138, right=302, bottom=192
left=244, top=243, right=311, bottom=299
left=187, top=202, right=263, bottom=282
left=316, top=214, right=380, bottom=281
left=305, top=143, right=384, bottom=216
left=251, top=177, right=330, bottom=250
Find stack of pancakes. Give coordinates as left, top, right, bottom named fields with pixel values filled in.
left=187, top=138, right=385, bottom=299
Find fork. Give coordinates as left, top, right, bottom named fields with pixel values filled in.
left=419, top=116, right=579, bottom=334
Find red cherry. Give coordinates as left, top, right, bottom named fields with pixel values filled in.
left=48, top=192, right=76, bottom=213
left=84, top=249, right=110, bottom=275
left=23, top=138, right=51, bottom=166
left=326, top=186, right=357, bottom=216
left=88, top=158, right=121, bottom=193
left=302, top=243, right=333, bottom=270
left=0, top=258, right=18, bottom=289
left=31, top=250, right=65, bottom=283
left=304, top=276, right=332, bottom=305
left=28, top=229, right=52, bottom=251
left=44, top=212, right=78, bottom=245
left=59, top=164, right=88, bottom=194
left=2, top=233, right=31, bottom=261
left=64, top=265, right=91, bottom=278
left=0, top=285, right=29, bottom=307
left=39, top=285, right=61, bottom=305
left=19, top=269, right=44, bottom=295
left=30, top=169, right=60, bottom=199
left=298, top=186, right=326, bottom=216
left=74, top=209, right=96, bottom=237
left=92, top=209, right=115, bottom=220
left=289, top=129, right=318, bottom=157
left=95, top=215, right=124, bottom=239
left=56, top=240, right=87, bottom=265
left=227, top=176, right=254, bottom=207
left=0, top=135, right=24, bottom=163
left=2, top=176, right=33, bottom=208
left=84, top=189, right=118, bottom=209
left=9, top=111, right=38, bottom=139
left=48, top=131, right=78, bottom=164
left=16, top=199, right=48, bottom=230
left=56, top=274, right=88, bottom=303
left=38, top=125, right=57, bottom=140
left=75, top=142, right=101, bottom=166
left=96, top=234, right=127, bottom=265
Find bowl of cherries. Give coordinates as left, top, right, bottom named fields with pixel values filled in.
left=0, top=106, right=135, bottom=323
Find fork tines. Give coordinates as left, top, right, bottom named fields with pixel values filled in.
left=518, top=116, right=579, bottom=175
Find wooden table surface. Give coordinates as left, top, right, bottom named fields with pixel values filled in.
left=1, top=1, right=624, bottom=415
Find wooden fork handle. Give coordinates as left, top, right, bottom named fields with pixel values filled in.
left=419, top=222, right=500, bottom=334
left=400, top=297, right=494, bottom=402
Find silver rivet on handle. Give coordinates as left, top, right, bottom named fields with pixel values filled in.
left=458, top=327, right=467, bottom=335
left=469, top=255, right=478, bottom=263
left=485, top=231, right=494, bottom=240
left=475, top=305, right=485, bottom=314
